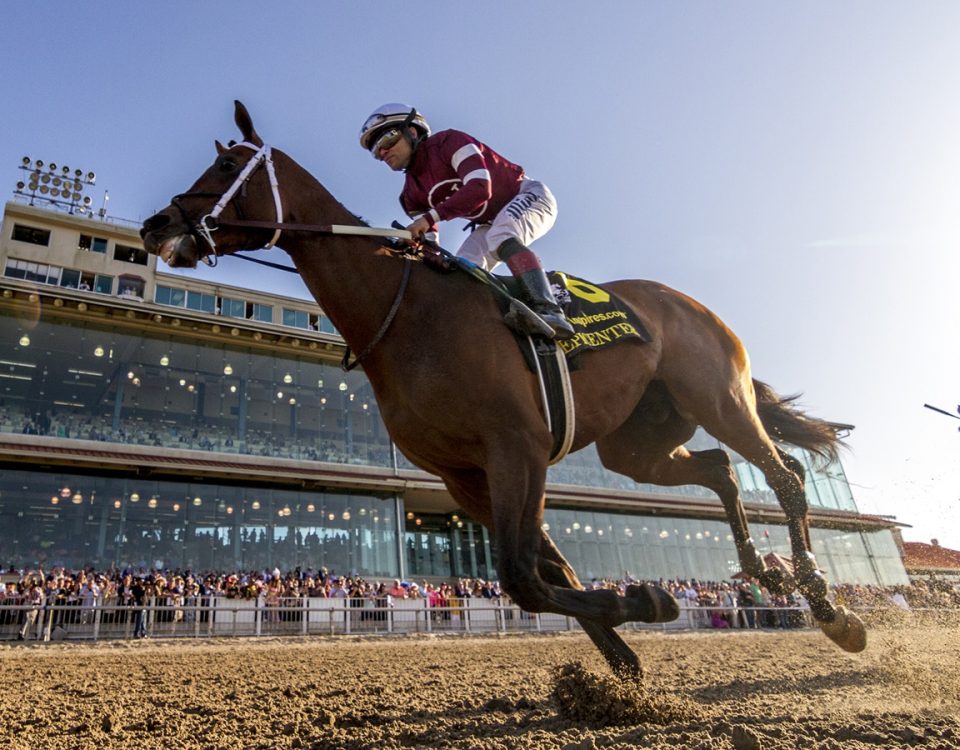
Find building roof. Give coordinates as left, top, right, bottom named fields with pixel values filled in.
left=902, top=541, right=960, bottom=571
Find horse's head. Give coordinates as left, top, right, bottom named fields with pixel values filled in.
left=141, top=101, right=283, bottom=268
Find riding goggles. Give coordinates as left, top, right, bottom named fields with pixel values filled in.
left=370, top=128, right=403, bottom=159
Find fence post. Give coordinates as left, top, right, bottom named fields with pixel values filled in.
left=42, top=600, right=53, bottom=642
left=92, top=594, right=103, bottom=642
left=425, top=599, right=432, bottom=633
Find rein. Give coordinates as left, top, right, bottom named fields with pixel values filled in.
left=177, top=140, right=414, bottom=264
left=177, top=140, right=418, bottom=370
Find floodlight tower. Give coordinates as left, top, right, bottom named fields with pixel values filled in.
left=15, top=157, right=96, bottom=215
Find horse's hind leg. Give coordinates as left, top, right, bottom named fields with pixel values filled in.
left=537, top=531, right=642, bottom=680
left=709, top=421, right=866, bottom=652
left=684, top=447, right=793, bottom=594
left=594, top=391, right=780, bottom=593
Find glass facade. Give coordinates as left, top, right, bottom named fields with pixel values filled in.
left=0, top=468, right=398, bottom=575
left=2, top=309, right=391, bottom=466
left=542, top=508, right=908, bottom=585
left=547, top=440, right=858, bottom=513
left=0, top=305, right=905, bottom=585
left=403, top=513, right=495, bottom=581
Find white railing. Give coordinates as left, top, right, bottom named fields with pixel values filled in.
left=0, top=595, right=839, bottom=643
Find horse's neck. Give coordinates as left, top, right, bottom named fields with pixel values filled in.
left=276, top=161, right=405, bottom=349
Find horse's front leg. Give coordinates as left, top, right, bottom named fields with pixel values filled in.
left=487, top=447, right=678, bottom=629
left=537, top=531, right=643, bottom=679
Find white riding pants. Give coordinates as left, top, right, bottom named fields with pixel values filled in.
left=456, top=179, right=557, bottom=271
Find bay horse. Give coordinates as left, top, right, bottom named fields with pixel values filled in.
left=141, top=101, right=866, bottom=676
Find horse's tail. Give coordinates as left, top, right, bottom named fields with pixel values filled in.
left=753, top=379, right=849, bottom=465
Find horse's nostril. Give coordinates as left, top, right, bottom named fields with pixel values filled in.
left=140, top=213, right=171, bottom=237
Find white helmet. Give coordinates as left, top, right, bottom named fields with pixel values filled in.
left=359, top=103, right=431, bottom=151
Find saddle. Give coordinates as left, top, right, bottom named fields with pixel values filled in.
left=412, top=241, right=653, bottom=463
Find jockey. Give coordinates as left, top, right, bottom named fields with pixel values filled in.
left=359, top=103, right=575, bottom=340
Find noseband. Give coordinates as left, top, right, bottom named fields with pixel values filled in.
left=171, top=141, right=283, bottom=266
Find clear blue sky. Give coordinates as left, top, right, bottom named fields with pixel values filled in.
left=2, top=2, right=958, bottom=549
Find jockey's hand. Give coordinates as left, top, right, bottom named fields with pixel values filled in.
left=405, top=216, right=433, bottom=246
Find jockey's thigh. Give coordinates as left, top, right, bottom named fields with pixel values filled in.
left=456, top=179, right=558, bottom=269
left=456, top=226, right=498, bottom=270
left=487, top=179, right=557, bottom=254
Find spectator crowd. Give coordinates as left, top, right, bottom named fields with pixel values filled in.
left=2, top=563, right=957, bottom=641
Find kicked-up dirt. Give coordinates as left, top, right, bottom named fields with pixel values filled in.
left=1, top=620, right=958, bottom=749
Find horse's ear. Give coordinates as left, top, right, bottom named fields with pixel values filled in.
left=234, top=100, right=263, bottom=146
left=215, top=140, right=227, bottom=155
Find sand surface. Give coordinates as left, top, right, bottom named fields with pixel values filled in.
left=1, top=620, right=958, bottom=749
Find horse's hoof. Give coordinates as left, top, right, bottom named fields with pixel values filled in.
left=626, top=584, right=680, bottom=623
left=819, top=605, right=867, bottom=653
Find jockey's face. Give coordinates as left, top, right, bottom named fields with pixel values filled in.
left=377, top=128, right=416, bottom=171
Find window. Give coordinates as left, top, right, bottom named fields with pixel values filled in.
left=4, top=260, right=26, bottom=280
left=79, top=234, right=108, bottom=253
left=31, top=263, right=50, bottom=283
left=4, top=258, right=62, bottom=285
left=219, top=297, right=245, bottom=318
left=246, top=302, right=273, bottom=323
left=114, top=244, right=149, bottom=265
left=94, top=275, right=113, bottom=294
left=186, top=290, right=216, bottom=313
left=282, top=308, right=310, bottom=329
left=118, top=275, right=145, bottom=299
left=11, top=224, right=51, bottom=246
left=156, top=285, right=187, bottom=307
left=317, top=314, right=337, bottom=334
left=60, top=269, right=80, bottom=289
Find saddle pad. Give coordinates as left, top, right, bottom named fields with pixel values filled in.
left=548, top=272, right=652, bottom=357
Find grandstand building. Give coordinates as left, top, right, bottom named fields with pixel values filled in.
left=0, top=195, right=909, bottom=586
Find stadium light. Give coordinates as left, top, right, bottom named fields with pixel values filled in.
left=15, top=157, right=97, bottom=215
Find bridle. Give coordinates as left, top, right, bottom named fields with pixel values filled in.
left=165, top=140, right=417, bottom=371
left=170, top=140, right=412, bottom=267
left=171, top=141, right=282, bottom=266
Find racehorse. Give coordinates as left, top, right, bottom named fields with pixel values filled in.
left=141, top=101, right=866, bottom=677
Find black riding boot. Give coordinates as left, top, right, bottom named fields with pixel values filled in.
left=498, top=238, right=576, bottom=340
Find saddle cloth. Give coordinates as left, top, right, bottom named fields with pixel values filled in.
left=548, top=271, right=652, bottom=357
left=502, top=272, right=652, bottom=464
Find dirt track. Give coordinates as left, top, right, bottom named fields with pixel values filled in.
left=1, top=621, right=958, bottom=749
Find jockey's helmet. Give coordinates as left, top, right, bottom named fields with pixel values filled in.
left=359, top=104, right=431, bottom=153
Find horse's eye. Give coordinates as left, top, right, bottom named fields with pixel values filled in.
left=218, top=157, right=238, bottom=173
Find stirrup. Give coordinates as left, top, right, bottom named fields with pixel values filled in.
left=536, top=310, right=576, bottom=340
left=504, top=300, right=556, bottom=338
